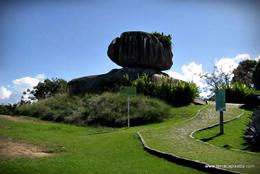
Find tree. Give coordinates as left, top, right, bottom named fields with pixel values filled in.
left=202, top=66, right=232, bottom=94
left=21, top=78, right=67, bottom=102
left=232, top=60, right=257, bottom=87
left=252, top=61, right=260, bottom=90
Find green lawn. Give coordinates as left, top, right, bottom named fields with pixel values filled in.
left=2, top=104, right=258, bottom=174
left=194, top=109, right=253, bottom=151
left=140, top=104, right=260, bottom=174
left=0, top=105, right=205, bottom=174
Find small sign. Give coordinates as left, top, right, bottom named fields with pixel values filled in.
left=120, top=86, right=136, bottom=96
left=216, top=89, right=226, bottom=111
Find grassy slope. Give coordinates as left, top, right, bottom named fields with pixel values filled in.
left=194, top=110, right=253, bottom=151
left=0, top=105, right=204, bottom=174
left=140, top=104, right=260, bottom=174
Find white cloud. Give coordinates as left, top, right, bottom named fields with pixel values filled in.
left=167, top=62, right=207, bottom=93
left=214, top=58, right=238, bottom=75
left=256, top=54, right=260, bottom=61
left=166, top=71, right=187, bottom=81
left=0, top=86, right=12, bottom=100
left=13, top=74, right=45, bottom=93
left=233, top=54, right=251, bottom=62
left=181, top=62, right=203, bottom=80
left=0, top=74, right=46, bottom=104
left=166, top=53, right=259, bottom=99
left=36, top=74, right=45, bottom=82
left=200, top=90, right=212, bottom=99
left=215, top=53, right=259, bottom=76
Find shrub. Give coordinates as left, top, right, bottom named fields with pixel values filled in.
left=132, top=75, right=199, bottom=106
left=0, top=104, right=17, bottom=115
left=244, top=108, right=260, bottom=152
left=225, top=83, right=260, bottom=106
left=252, top=61, right=260, bottom=90
left=15, top=94, right=85, bottom=121
left=245, top=93, right=260, bottom=107
left=14, top=93, right=172, bottom=127
left=225, top=83, right=252, bottom=103
left=79, top=74, right=198, bottom=107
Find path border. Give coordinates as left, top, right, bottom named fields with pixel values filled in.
left=137, top=105, right=242, bottom=174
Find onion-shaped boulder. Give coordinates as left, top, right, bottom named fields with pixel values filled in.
left=107, top=31, right=173, bottom=70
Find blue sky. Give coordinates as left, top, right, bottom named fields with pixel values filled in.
left=0, top=0, right=260, bottom=103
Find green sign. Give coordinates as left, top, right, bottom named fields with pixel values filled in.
left=120, top=86, right=136, bottom=96
left=216, top=89, right=226, bottom=111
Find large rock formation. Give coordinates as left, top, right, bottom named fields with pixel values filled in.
left=108, top=31, right=173, bottom=70
left=67, top=67, right=167, bottom=94
left=67, top=31, right=173, bottom=94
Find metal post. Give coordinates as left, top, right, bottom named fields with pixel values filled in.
left=220, top=111, right=224, bottom=134
left=127, top=97, right=130, bottom=128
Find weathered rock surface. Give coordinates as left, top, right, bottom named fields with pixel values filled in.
left=193, top=97, right=208, bottom=105
left=67, top=67, right=168, bottom=94
left=108, top=31, right=173, bottom=70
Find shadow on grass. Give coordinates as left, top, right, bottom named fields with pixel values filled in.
left=200, top=133, right=222, bottom=142
left=240, top=104, right=260, bottom=111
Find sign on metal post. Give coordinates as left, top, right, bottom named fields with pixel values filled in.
left=120, top=86, right=137, bottom=96
left=215, top=89, right=226, bottom=134
left=120, top=86, right=136, bottom=127
left=216, top=89, right=226, bottom=111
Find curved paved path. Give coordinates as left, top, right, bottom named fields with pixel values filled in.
left=140, top=104, right=260, bottom=174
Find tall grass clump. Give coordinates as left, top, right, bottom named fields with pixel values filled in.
left=14, top=93, right=172, bottom=127
left=225, top=82, right=260, bottom=106
left=225, top=83, right=252, bottom=103
left=74, top=74, right=198, bottom=107
left=133, top=75, right=199, bottom=106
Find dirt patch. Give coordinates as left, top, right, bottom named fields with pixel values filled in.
left=0, top=138, right=53, bottom=158
left=0, top=115, right=35, bottom=122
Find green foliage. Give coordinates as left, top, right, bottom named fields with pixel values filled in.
left=30, top=78, right=67, bottom=100
left=14, top=93, right=172, bottom=127
left=132, top=75, right=199, bottom=106
left=80, top=74, right=198, bottom=107
left=152, top=32, right=172, bottom=48
left=85, top=93, right=171, bottom=127
left=0, top=104, right=17, bottom=115
left=225, top=83, right=253, bottom=103
left=232, top=59, right=257, bottom=87
left=253, top=61, right=260, bottom=90
left=225, top=82, right=260, bottom=105
left=244, top=109, right=260, bottom=152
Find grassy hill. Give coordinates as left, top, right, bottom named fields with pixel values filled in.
left=1, top=93, right=259, bottom=174
left=0, top=105, right=204, bottom=174
left=14, top=93, right=173, bottom=127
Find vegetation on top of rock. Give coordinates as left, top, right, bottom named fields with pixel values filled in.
left=152, top=32, right=172, bottom=49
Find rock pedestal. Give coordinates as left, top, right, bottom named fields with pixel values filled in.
left=67, top=31, right=173, bottom=94
left=67, top=67, right=168, bottom=94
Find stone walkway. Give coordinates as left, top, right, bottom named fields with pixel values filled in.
left=140, top=104, right=260, bottom=174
